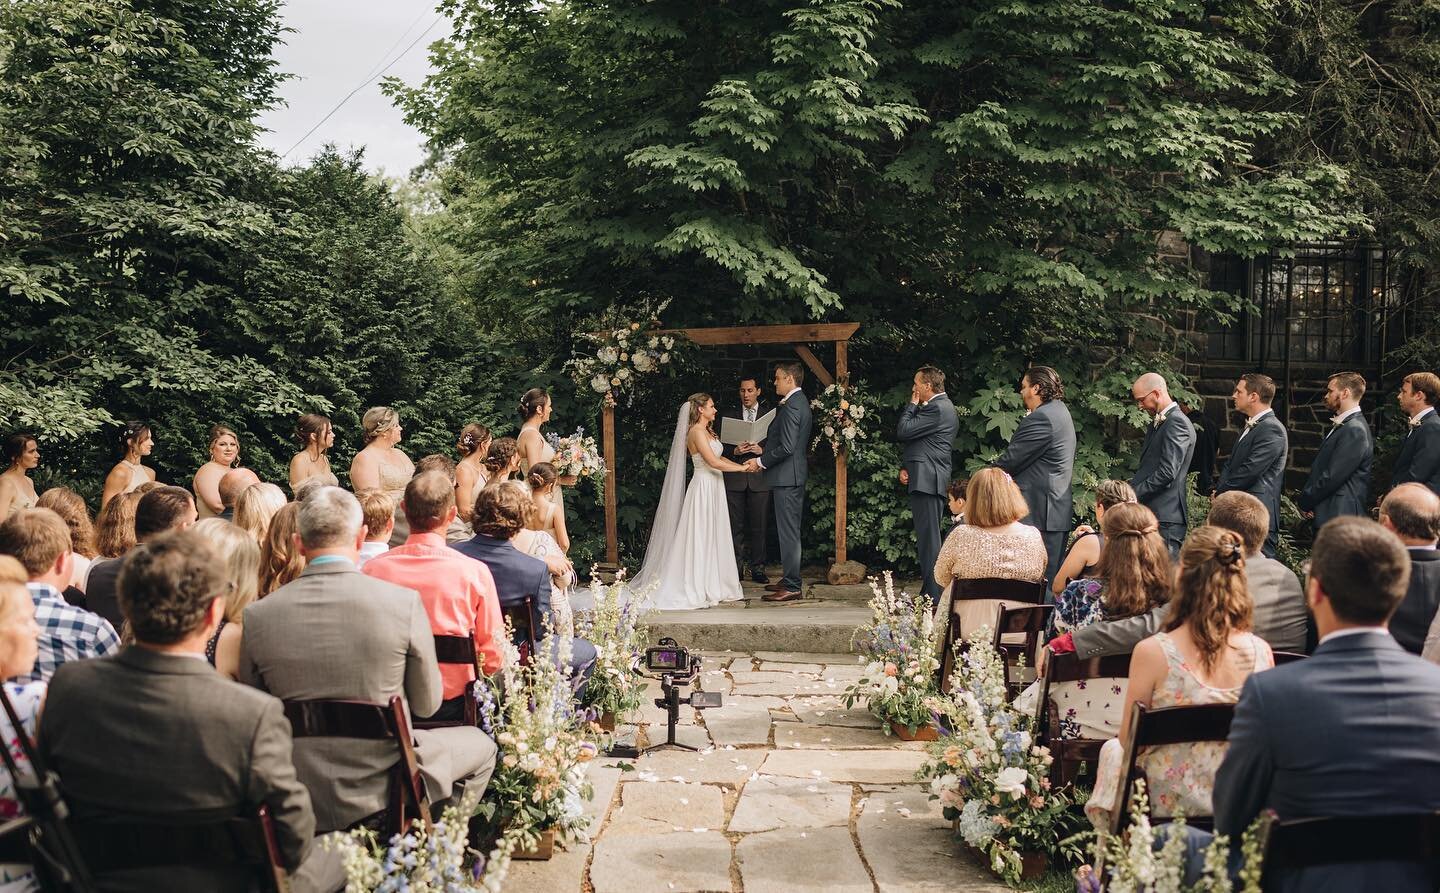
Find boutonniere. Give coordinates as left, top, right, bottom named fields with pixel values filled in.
left=1410, top=415, right=1425, bottom=429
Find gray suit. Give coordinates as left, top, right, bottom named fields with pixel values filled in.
left=40, top=646, right=336, bottom=892
left=1216, top=411, right=1289, bottom=557
left=722, top=400, right=771, bottom=574
left=1131, top=405, right=1197, bottom=555
left=762, top=388, right=812, bottom=592
left=1213, top=631, right=1440, bottom=892
left=898, top=393, right=959, bottom=602
left=996, top=398, right=1076, bottom=584
left=240, top=560, right=496, bottom=833
left=1299, top=410, right=1372, bottom=529
left=1392, top=410, right=1440, bottom=496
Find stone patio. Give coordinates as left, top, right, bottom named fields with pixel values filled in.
left=505, top=652, right=1009, bottom=892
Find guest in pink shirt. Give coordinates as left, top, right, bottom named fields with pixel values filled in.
left=363, top=471, right=503, bottom=721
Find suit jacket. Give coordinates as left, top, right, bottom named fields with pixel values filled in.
left=1392, top=410, right=1440, bottom=494
left=1130, top=406, right=1197, bottom=526
left=1188, top=410, right=1218, bottom=494
left=761, top=388, right=812, bottom=489
left=1214, top=631, right=1440, bottom=892
left=722, top=399, right=771, bottom=493
left=81, top=555, right=125, bottom=630
left=1217, top=411, right=1289, bottom=540
left=897, top=393, right=959, bottom=499
left=451, top=533, right=551, bottom=622
left=239, top=560, right=442, bottom=832
left=995, top=399, right=1076, bottom=531
left=1299, top=410, right=1373, bottom=528
left=42, top=646, right=315, bottom=892
left=1389, top=548, right=1440, bottom=654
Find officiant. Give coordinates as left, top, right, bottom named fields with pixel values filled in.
left=723, top=375, right=772, bottom=584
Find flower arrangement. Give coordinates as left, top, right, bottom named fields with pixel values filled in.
left=573, top=572, right=653, bottom=722
left=841, top=572, right=944, bottom=735
left=809, top=382, right=873, bottom=452
left=546, top=429, right=606, bottom=483
left=918, top=627, right=1088, bottom=884
left=325, top=788, right=499, bottom=892
left=566, top=301, right=689, bottom=405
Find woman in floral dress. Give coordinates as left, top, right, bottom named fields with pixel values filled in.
left=0, top=556, right=45, bottom=892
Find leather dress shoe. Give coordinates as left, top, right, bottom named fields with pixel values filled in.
left=762, top=589, right=803, bottom=602
left=764, top=581, right=788, bottom=591
left=750, top=568, right=770, bottom=584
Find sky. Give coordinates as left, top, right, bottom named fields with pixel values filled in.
left=256, top=0, right=449, bottom=177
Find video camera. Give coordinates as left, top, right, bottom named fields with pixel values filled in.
left=640, top=637, right=721, bottom=752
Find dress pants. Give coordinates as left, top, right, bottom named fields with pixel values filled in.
left=1040, top=528, right=1069, bottom=593
left=726, top=486, right=770, bottom=573
left=1159, top=522, right=1186, bottom=558
left=910, top=491, right=946, bottom=604
left=771, top=485, right=804, bottom=592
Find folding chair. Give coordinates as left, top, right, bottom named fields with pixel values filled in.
left=1033, top=650, right=1133, bottom=787
left=1256, top=809, right=1440, bottom=891
left=1110, top=702, right=1235, bottom=836
left=502, top=595, right=539, bottom=666
left=413, top=634, right=481, bottom=730
left=1271, top=650, right=1306, bottom=666
left=69, top=807, right=289, bottom=892
left=991, top=604, right=1054, bottom=698
left=940, top=577, right=1048, bottom=691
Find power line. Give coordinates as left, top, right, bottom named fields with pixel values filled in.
left=357, top=6, right=432, bottom=85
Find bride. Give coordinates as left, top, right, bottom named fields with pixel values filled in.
left=631, top=393, right=757, bottom=610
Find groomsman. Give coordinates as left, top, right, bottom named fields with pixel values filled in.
left=1299, top=371, right=1372, bottom=529
left=1391, top=372, right=1440, bottom=496
left=723, top=376, right=772, bottom=583
left=1130, top=372, right=1196, bottom=556
left=897, top=366, right=958, bottom=604
left=1216, top=373, right=1289, bottom=558
left=996, top=366, right=1076, bottom=585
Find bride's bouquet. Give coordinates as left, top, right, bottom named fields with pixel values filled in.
left=547, top=429, right=605, bottom=482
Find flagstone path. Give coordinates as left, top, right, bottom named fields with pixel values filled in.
left=506, top=651, right=1009, bottom=893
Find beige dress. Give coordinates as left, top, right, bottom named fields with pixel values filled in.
left=519, top=530, right=574, bottom=638
left=116, top=460, right=149, bottom=495
left=519, top=428, right=564, bottom=516
left=934, top=522, right=1048, bottom=638
left=376, top=451, right=415, bottom=547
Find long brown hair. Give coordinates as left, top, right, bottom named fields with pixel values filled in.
left=1166, top=525, right=1252, bottom=671
left=258, top=502, right=304, bottom=596
left=37, top=487, right=97, bottom=559
left=1094, top=502, right=1172, bottom=617
left=94, top=491, right=140, bottom=558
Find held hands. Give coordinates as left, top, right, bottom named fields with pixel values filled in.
left=742, top=458, right=762, bottom=473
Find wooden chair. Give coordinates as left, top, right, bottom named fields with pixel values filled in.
left=1272, top=650, right=1307, bottom=665
left=503, top=595, right=540, bottom=665
left=1033, top=650, right=1133, bottom=787
left=940, top=578, right=1048, bottom=691
left=1256, top=809, right=1440, bottom=889
left=283, top=695, right=431, bottom=835
left=414, top=634, right=481, bottom=730
left=991, top=604, right=1054, bottom=698
left=67, top=806, right=288, bottom=892
left=1109, top=702, right=1236, bottom=836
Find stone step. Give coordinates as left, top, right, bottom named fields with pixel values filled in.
left=649, top=599, right=869, bottom=654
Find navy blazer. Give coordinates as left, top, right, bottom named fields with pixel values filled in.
left=1130, top=406, right=1197, bottom=526
left=995, top=399, right=1076, bottom=532
left=1299, top=411, right=1372, bottom=529
left=1217, top=411, right=1289, bottom=539
left=897, top=393, right=958, bottom=498
left=1214, top=630, right=1440, bottom=892
left=761, top=388, right=812, bottom=489
left=1393, top=410, right=1440, bottom=495
left=452, top=534, right=551, bottom=621
left=1390, top=549, right=1440, bottom=654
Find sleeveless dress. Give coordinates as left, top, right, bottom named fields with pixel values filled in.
left=521, top=530, right=575, bottom=637
left=519, top=429, right=564, bottom=516
left=116, top=460, right=148, bottom=495
left=204, top=618, right=228, bottom=666
left=1084, top=631, right=1273, bottom=828
left=376, top=452, right=414, bottom=547
left=647, top=439, right=743, bottom=610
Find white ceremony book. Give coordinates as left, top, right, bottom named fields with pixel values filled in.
left=720, top=409, right=776, bottom=446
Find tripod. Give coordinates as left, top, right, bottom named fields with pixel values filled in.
left=639, top=656, right=723, bottom=755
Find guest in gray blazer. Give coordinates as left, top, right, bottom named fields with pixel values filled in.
left=1212, top=517, right=1440, bottom=892
left=240, top=486, right=496, bottom=834
left=897, top=365, right=959, bottom=603
left=1380, top=484, right=1440, bottom=654
left=1215, top=374, right=1289, bottom=558
left=996, top=366, right=1076, bottom=585
left=1129, top=373, right=1196, bottom=557
left=41, top=530, right=342, bottom=893
left=1298, top=372, right=1372, bottom=529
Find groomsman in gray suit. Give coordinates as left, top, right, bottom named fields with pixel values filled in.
left=748, top=361, right=812, bottom=602
left=1216, top=373, right=1289, bottom=558
left=1130, top=372, right=1196, bottom=556
left=897, top=365, right=959, bottom=603
left=996, top=366, right=1076, bottom=585
left=1299, top=371, right=1372, bottom=529
left=1391, top=371, right=1440, bottom=496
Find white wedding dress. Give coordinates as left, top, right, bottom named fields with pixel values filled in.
left=630, top=404, right=743, bottom=610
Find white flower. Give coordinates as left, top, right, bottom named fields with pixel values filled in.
left=662, top=336, right=675, bottom=349
left=591, top=375, right=611, bottom=393
left=648, top=337, right=659, bottom=349
left=823, top=425, right=835, bottom=438
left=597, top=346, right=619, bottom=364
left=616, top=367, right=631, bottom=380
left=957, top=800, right=997, bottom=847
left=659, top=352, right=671, bottom=364
left=994, top=767, right=1028, bottom=799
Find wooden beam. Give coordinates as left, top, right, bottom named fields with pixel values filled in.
left=603, top=402, right=618, bottom=565
left=793, top=345, right=833, bottom=387
left=663, top=323, right=860, bottom=346
left=834, top=340, right=849, bottom=563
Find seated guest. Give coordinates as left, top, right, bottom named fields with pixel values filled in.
left=83, top=485, right=197, bottom=628
left=363, top=471, right=504, bottom=721
left=513, top=499, right=575, bottom=639
left=1050, top=479, right=1136, bottom=596
left=92, top=490, right=140, bottom=560
left=1085, top=526, right=1273, bottom=829
left=234, top=481, right=287, bottom=543
left=415, top=454, right=473, bottom=544
left=41, top=530, right=339, bottom=893
left=216, top=467, right=260, bottom=522
left=1380, top=483, right=1440, bottom=653
left=524, top=462, right=570, bottom=553
left=191, top=518, right=260, bottom=680
left=292, top=476, right=330, bottom=504
left=355, top=490, right=395, bottom=567
left=1210, top=516, right=1440, bottom=890
left=1208, top=491, right=1307, bottom=652
left=0, top=508, right=119, bottom=682
left=934, top=467, right=1047, bottom=639
left=0, top=556, right=46, bottom=892
left=36, top=487, right=96, bottom=594
left=258, top=502, right=304, bottom=596
left=946, top=477, right=968, bottom=527
left=241, top=486, right=495, bottom=833
left=453, top=482, right=596, bottom=676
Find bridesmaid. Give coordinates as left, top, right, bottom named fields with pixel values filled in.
left=101, top=422, right=156, bottom=509
left=517, top=388, right=571, bottom=515
left=483, top=437, right=520, bottom=484
left=350, top=407, right=414, bottom=546
left=0, top=435, right=39, bottom=523
left=288, top=413, right=338, bottom=491
left=524, top=462, right=570, bottom=552
left=455, top=423, right=491, bottom=523
left=192, top=425, right=240, bottom=519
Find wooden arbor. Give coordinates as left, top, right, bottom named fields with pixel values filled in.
left=601, top=323, right=860, bottom=568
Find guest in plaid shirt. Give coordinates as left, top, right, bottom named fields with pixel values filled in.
left=0, top=508, right=120, bottom=682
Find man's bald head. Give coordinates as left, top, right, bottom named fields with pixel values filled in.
left=1132, top=372, right=1172, bottom=416
left=218, top=468, right=260, bottom=510
left=1133, top=372, right=1168, bottom=396
left=1381, top=483, right=1440, bottom=544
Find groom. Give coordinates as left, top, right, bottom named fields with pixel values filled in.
left=745, top=361, right=812, bottom=602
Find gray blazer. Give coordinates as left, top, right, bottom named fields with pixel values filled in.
left=1216, top=411, right=1289, bottom=541
left=1131, top=406, right=1197, bottom=526
left=240, top=560, right=443, bottom=832
left=1392, top=410, right=1440, bottom=495
left=722, top=400, right=771, bottom=493
left=1298, top=411, right=1372, bottom=528
left=995, top=399, right=1076, bottom=531
left=897, top=394, right=958, bottom=498
left=761, top=389, right=812, bottom=489
left=41, top=646, right=316, bottom=892
left=1214, top=631, right=1440, bottom=892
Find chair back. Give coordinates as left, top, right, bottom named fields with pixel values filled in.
left=939, top=578, right=1049, bottom=691
left=1034, top=650, right=1133, bottom=787
left=1110, top=702, right=1236, bottom=836
left=1272, top=650, right=1306, bottom=665
left=1257, top=810, right=1440, bottom=886
left=991, top=605, right=1054, bottom=697
left=68, top=806, right=288, bottom=892
left=282, top=695, right=430, bottom=835
left=414, top=634, right=481, bottom=730
left=502, top=596, right=539, bottom=665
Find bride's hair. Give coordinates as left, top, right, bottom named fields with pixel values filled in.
left=687, top=393, right=714, bottom=429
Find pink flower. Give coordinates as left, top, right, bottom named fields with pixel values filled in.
left=883, top=663, right=898, bottom=677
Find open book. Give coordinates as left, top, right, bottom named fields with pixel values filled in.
left=719, top=409, right=776, bottom=446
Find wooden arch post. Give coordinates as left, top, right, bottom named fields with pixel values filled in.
left=601, top=323, right=859, bottom=570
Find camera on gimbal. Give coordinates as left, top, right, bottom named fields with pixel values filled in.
left=639, top=637, right=721, bottom=752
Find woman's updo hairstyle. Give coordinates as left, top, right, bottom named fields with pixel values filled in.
left=1167, top=525, right=1252, bottom=671
left=3, top=434, right=34, bottom=466
left=527, top=462, right=557, bottom=492
left=294, top=413, right=332, bottom=451
left=1094, top=479, right=1137, bottom=511
left=361, top=407, right=399, bottom=444
left=119, top=421, right=151, bottom=456
left=484, top=437, right=518, bottom=479
left=687, top=393, right=713, bottom=427
left=457, top=423, right=491, bottom=458
left=518, top=388, right=549, bottom=421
